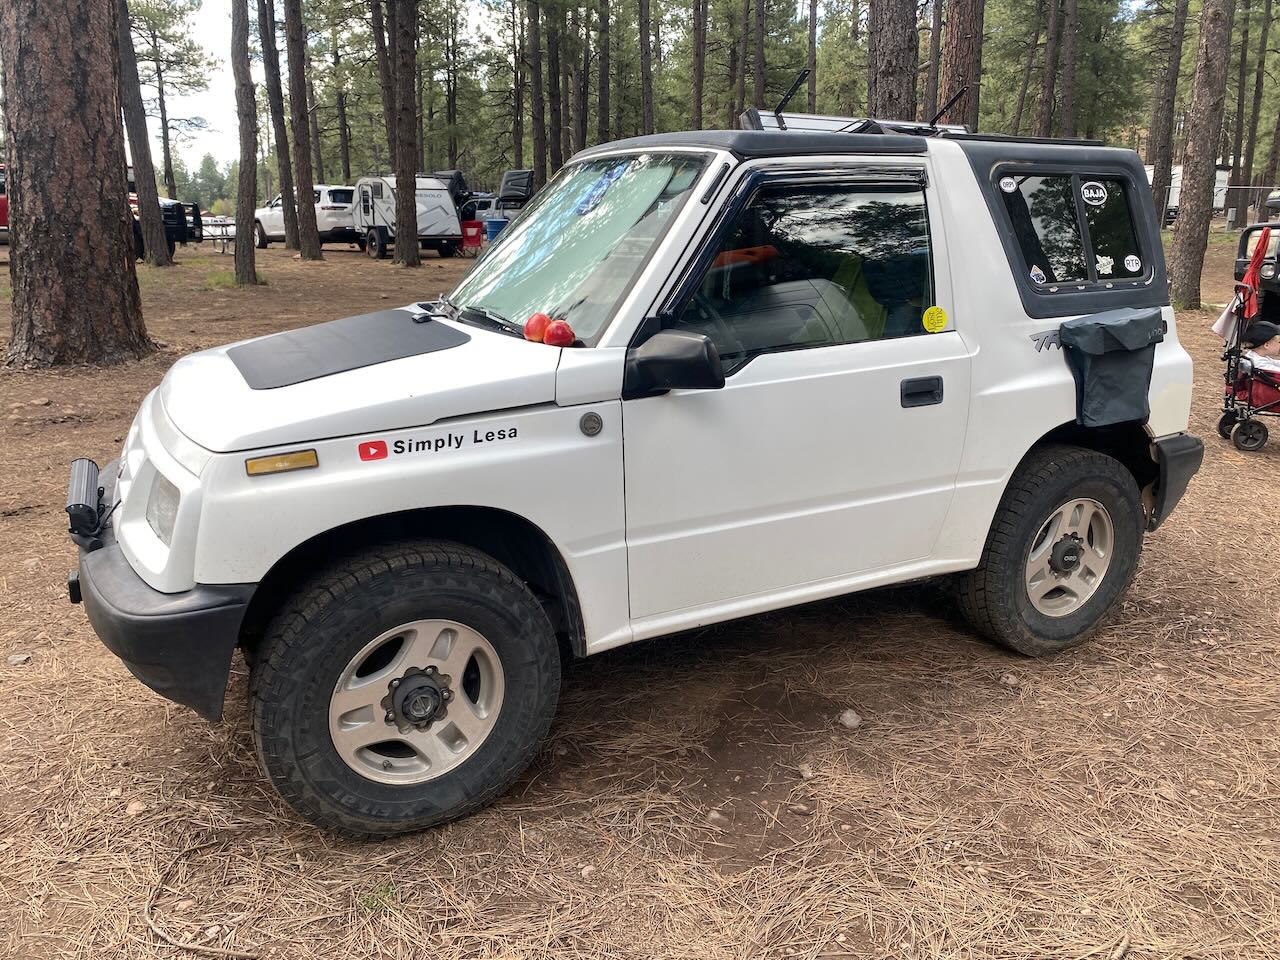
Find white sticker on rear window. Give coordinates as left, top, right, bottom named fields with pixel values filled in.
left=1096, top=254, right=1114, bottom=275
left=1029, top=264, right=1047, bottom=284
left=1081, top=181, right=1108, bottom=205
left=1124, top=254, right=1142, bottom=272
left=999, top=176, right=1018, bottom=194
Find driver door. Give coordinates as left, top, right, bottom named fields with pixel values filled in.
left=621, top=167, right=971, bottom=627
left=262, top=194, right=284, bottom=236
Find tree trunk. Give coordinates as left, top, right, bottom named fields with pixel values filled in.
left=557, top=3, right=571, bottom=162
left=727, top=0, right=740, bottom=124
left=1244, top=0, right=1272, bottom=218
left=283, top=0, right=322, bottom=258
left=596, top=0, right=609, bottom=143
left=1260, top=107, right=1280, bottom=223
left=1169, top=0, right=1239, bottom=308
left=546, top=1, right=563, bottom=171
left=923, top=0, right=942, bottom=122
left=257, top=0, right=299, bottom=248
left=232, top=0, right=257, bottom=286
left=117, top=0, right=171, bottom=266
left=1010, top=1, right=1041, bottom=136
left=307, top=71, right=326, bottom=184
left=575, top=6, right=588, bottom=152
left=1231, top=0, right=1250, bottom=185
left=939, top=0, right=985, bottom=130
left=867, top=0, right=917, bottom=120
left=371, top=0, right=398, bottom=163
left=336, top=87, right=352, bottom=183
left=0, top=0, right=151, bottom=366
left=807, top=0, right=817, bottom=112
left=1147, top=0, right=1189, bottom=224
left=735, top=0, right=748, bottom=117
left=639, top=0, right=654, bottom=134
left=529, top=0, right=547, bottom=183
left=513, top=0, right=525, bottom=166
left=1036, top=0, right=1061, bottom=137
left=154, top=55, right=177, bottom=198
left=392, top=0, right=420, bottom=266
left=1058, top=0, right=1076, bottom=136
left=692, top=0, right=706, bottom=127
left=753, top=0, right=764, bottom=107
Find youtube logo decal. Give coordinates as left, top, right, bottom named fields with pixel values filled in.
left=358, top=440, right=388, bottom=462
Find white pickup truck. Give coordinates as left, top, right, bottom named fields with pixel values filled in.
left=66, top=124, right=1202, bottom=836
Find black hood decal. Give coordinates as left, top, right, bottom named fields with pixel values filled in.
left=228, top=309, right=470, bottom=390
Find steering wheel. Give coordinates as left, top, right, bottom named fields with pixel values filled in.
left=691, top=292, right=746, bottom=359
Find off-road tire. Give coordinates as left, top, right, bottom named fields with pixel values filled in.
left=250, top=540, right=560, bottom=837
left=955, top=444, right=1143, bottom=657
left=255, top=222, right=268, bottom=249
left=366, top=228, right=387, bottom=259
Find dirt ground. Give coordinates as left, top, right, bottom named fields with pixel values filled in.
left=0, top=237, right=1276, bottom=959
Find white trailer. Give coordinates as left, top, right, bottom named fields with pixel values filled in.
left=353, top=175, right=463, bottom=259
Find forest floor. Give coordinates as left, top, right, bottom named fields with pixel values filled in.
left=0, top=238, right=1277, bottom=959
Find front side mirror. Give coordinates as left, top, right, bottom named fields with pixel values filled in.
left=623, top=329, right=725, bottom=399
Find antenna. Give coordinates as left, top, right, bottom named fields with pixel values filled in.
left=929, top=86, right=967, bottom=128
left=773, top=69, right=811, bottom=131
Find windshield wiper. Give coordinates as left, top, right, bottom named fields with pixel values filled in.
left=455, top=302, right=524, bottom=338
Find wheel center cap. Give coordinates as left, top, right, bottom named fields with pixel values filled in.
left=1050, top=535, right=1084, bottom=574
left=393, top=677, right=443, bottom=725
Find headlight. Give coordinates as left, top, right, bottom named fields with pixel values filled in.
left=145, top=475, right=180, bottom=545
left=1262, top=263, right=1276, bottom=280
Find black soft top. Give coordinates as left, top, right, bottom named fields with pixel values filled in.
left=572, top=129, right=927, bottom=161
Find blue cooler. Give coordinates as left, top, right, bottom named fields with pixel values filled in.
left=484, top=218, right=509, bottom=242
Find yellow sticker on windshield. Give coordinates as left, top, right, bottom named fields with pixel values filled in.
left=922, top=306, right=948, bottom=333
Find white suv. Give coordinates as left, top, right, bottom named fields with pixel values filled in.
left=253, top=184, right=357, bottom=247
left=67, top=126, right=1202, bottom=836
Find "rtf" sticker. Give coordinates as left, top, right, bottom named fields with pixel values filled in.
left=358, top=440, right=388, bottom=461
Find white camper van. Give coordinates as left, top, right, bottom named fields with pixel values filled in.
left=353, top=175, right=463, bottom=259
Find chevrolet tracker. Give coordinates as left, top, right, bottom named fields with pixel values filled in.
left=66, top=119, right=1203, bottom=836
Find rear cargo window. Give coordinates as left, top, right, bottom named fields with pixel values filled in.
left=998, top=173, right=1147, bottom=288
left=328, top=189, right=354, bottom=205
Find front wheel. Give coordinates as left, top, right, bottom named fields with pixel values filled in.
left=956, top=445, right=1143, bottom=657
left=1231, top=418, right=1268, bottom=451
left=250, top=540, right=561, bottom=837
left=438, top=241, right=458, bottom=258
left=255, top=222, right=269, bottom=249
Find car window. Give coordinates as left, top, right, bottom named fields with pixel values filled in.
left=371, top=182, right=384, bottom=199
left=665, top=183, right=934, bottom=373
left=999, top=173, right=1148, bottom=286
left=329, top=189, right=354, bottom=204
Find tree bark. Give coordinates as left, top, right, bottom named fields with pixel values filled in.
left=334, top=40, right=352, bottom=183
left=528, top=0, right=547, bottom=183
left=692, top=0, right=706, bottom=127
left=1260, top=107, right=1280, bottom=223
left=807, top=0, right=817, bottom=112
left=370, top=0, right=398, bottom=164
left=923, top=0, right=942, bottom=122
left=1036, top=0, right=1061, bottom=137
left=735, top=0, right=749, bottom=117
left=232, top=0, right=257, bottom=286
left=283, top=0, right=322, bottom=258
left=117, top=0, right=171, bottom=266
left=575, top=5, right=588, bottom=152
left=639, top=0, right=654, bottom=134
left=392, top=0, right=420, bottom=266
left=867, top=0, right=918, bottom=120
left=0, top=0, right=151, bottom=366
left=1231, top=0, right=1250, bottom=185
left=1169, top=0, right=1239, bottom=308
left=1147, top=0, right=1189, bottom=224
left=753, top=0, right=764, bottom=107
left=546, top=0, right=563, bottom=171
left=1058, top=0, right=1076, bottom=136
left=153, top=51, right=177, bottom=197
left=1010, top=1, right=1041, bottom=136
left=258, top=0, right=299, bottom=248
left=513, top=0, right=525, bottom=166
left=596, top=0, right=609, bottom=143
left=557, top=2, right=571, bottom=162
left=307, top=70, right=325, bottom=184
left=1244, top=0, right=1272, bottom=218
left=939, top=0, right=985, bottom=130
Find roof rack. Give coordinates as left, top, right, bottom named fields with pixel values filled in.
left=738, top=107, right=1104, bottom=148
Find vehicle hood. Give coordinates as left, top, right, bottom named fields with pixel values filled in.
left=159, top=306, right=561, bottom=453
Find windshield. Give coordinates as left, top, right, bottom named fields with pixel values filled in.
left=448, top=152, right=709, bottom=341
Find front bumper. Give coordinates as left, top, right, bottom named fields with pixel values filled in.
left=1147, top=433, right=1204, bottom=531
left=68, top=460, right=253, bottom=721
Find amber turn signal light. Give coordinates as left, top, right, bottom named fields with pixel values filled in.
left=245, top=449, right=319, bottom=476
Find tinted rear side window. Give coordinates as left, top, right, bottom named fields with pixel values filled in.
left=999, top=172, right=1148, bottom=288
left=329, top=189, right=354, bottom=204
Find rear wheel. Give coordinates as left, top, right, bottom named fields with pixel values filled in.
left=366, top=228, right=387, bottom=260
left=255, top=222, right=269, bottom=249
left=250, top=540, right=560, bottom=837
left=438, top=241, right=458, bottom=258
left=956, top=445, right=1143, bottom=657
left=1217, top=411, right=1239, bottom=439
left=1231, top=418, right=1269, bottom=451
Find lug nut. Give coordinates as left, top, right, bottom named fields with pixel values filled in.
left=385, top=710, right=395, bottom=722
left=391, top=679, right=401, bottom=688
left=425, top=665, right=437, bottom=675
left=442, top=689, right=452, bottom=700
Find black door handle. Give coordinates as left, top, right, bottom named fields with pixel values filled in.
left=901, top=376, right=944, bottom=408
